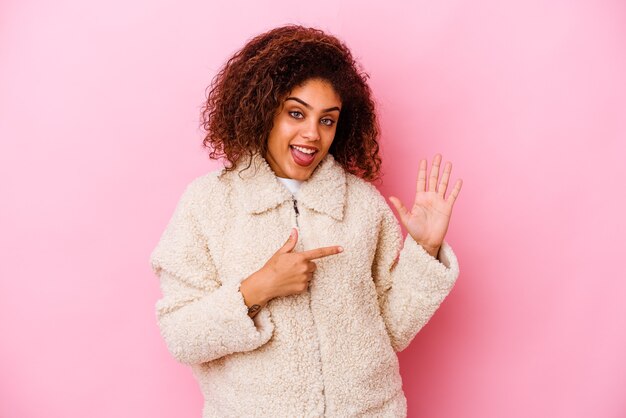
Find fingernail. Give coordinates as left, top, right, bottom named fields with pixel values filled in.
left=338, top=246, right=344, bottom=252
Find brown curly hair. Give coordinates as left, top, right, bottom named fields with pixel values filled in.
left=200, top=25, right=382, bottom=181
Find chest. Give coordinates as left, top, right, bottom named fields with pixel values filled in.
left=199, top=194, right=380, bottom=293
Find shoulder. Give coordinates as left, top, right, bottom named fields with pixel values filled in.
left=186, top=168, right=224, bottom=194
left=176, top=167, right=229, bottom=214
left=344, top=171, right=388, bottom=215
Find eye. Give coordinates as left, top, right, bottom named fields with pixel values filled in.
left=288, top=111, right=304, bottom=119
left=321, top=118, right=335, bottom=127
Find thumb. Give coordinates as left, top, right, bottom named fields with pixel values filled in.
left=277, top=228, right=298, bottom=254
left=388, top=196, right=409, bottom=225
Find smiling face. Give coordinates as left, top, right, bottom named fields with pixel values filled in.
left=264, top=78, right=342, bottom=180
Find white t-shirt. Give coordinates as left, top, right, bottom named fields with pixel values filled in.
left=276, top=176, right=303, bottom=197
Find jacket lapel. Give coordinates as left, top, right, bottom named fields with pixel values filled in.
left=223, top=151, right=346, bottom=222
left=297, top=153, right=346, bottom=222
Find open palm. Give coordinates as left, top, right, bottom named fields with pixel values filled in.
left=389, top=154, right=462, bottom=258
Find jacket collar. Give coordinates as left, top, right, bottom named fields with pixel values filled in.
left=221, top=151, right=346, bottom=221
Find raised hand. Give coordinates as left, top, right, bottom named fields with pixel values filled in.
left=388, top=154, right=462, bottom=258
left=240, top=228, right=343, bottom=315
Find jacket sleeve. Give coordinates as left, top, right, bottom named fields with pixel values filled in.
left=149, top=182, right=274, bottom=365
left=372, top=199, right=460, bottom=353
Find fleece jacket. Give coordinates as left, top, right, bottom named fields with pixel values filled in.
left=149, top=151, right=460, bottom=417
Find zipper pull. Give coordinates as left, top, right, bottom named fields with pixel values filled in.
left=293, top=199, right=299, bottom=216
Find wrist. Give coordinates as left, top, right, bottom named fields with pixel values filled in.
left=412, top=237, right=441, bottom=258
left=429, top=246, right=441, bottom=259
left=240, top=270, right=272, bottom=307
left=422, top=246, right=439, bottom=258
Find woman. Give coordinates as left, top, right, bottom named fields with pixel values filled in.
left=150, top=25, right=462, bottom=417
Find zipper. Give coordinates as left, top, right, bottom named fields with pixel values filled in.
left=292, top=198, right=300, bottom=227
left=291, top=196, right=326, bottom=415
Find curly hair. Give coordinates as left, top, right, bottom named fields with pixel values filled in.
left=200, top=25, right=382, bottom=181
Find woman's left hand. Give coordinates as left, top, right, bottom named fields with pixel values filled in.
left=389, top=154, right=463, bottom=258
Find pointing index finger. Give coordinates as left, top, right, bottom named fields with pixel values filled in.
left=300, top=246, right=344, bottom=260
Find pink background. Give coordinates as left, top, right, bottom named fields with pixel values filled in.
left=1, top=0, right=625, bottom=417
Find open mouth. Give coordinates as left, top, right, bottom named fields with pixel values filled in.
left=290, top=145, right=318, bottom=166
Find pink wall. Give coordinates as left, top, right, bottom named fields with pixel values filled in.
left=1, top=0, right=625, bottom=417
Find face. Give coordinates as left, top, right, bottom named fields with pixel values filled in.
left=265, top=78, right=342, bottom=180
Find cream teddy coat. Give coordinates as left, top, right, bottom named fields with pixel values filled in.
left=150, top=151, right=460, bottom=417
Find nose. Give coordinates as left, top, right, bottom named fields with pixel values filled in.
left=301, top=118, right=321, bottom=141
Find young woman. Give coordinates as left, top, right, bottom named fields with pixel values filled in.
left=150, top=25, right=463, bottom=417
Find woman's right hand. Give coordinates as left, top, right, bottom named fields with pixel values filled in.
left=240, top=228, right=343, bottom=311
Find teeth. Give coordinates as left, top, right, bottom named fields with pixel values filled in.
left=292, top=145, right=316, bottom=155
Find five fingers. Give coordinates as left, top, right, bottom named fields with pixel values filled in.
left=420, top=154, right=462, bottom=204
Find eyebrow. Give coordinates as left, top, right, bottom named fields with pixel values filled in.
left=285, top=97, right=341, bottom=113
